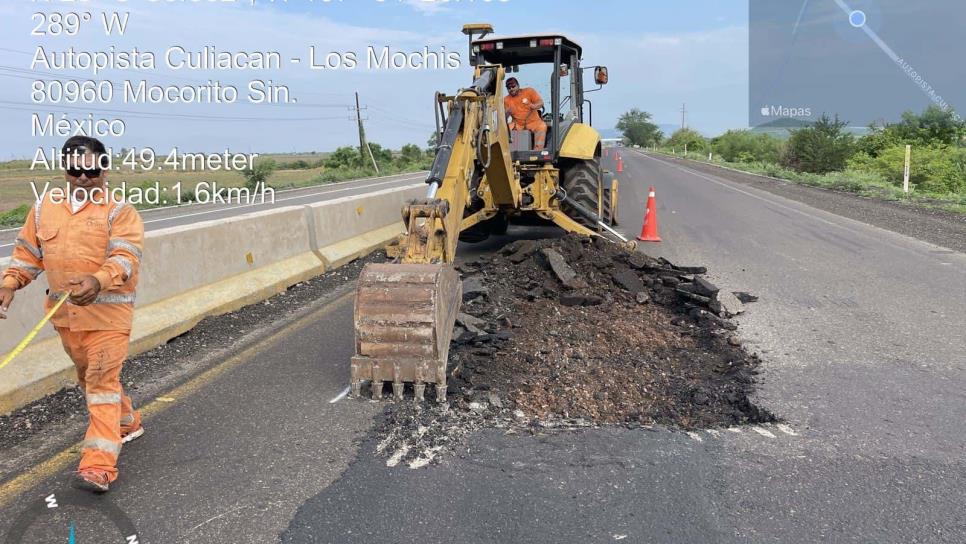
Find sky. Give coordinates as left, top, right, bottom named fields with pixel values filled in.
left=0, top=0, right=750, bottom=159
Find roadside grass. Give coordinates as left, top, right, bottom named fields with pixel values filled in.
left=0, top=205, right=31, bottom=229
left=651, top=148, right=966, bottom=214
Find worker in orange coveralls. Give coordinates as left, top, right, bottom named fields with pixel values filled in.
left=503, top=76, right=548, bottom=150
left=0, top=136, right=145, bottom=493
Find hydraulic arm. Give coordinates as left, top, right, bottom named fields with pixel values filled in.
left=349, top=37, right=616, bottom=401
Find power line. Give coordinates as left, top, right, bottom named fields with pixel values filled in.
left=0, top=100, right=350, bottom=122
left=366, top=104, right=435, bottom=130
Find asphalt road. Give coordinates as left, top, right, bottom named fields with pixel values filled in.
left=0, top=171, right=426, bottom=258
left=1, top=151, right=964, bottom=543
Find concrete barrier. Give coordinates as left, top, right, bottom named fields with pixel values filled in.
left=0, top=183, right=423, bottom=414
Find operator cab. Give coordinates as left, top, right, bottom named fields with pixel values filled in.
left=469, top=32, right=607, bottom=164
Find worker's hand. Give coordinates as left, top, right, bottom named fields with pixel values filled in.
left=0, top=287, right=14, bottom=319
left=68, top=276, right=100, bottom=306
left=529, top=103, right=541, bottom=111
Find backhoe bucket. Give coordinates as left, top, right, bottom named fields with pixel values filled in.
left=351, top=263, right=462, bottom=402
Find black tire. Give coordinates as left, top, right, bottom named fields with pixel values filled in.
left=603, top=175, right=618, bottom=226
left=458, top=213, right=508, bottom=243
left=488, top=212, right=509, bottom=235
left=561, top=157, right=612, bottom=228
left=459, top=221, right=489, bottom=243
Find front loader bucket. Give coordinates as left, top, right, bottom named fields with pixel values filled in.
left=351, top=263, right=462, bottom=402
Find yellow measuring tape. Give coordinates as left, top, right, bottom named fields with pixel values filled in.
left=0, top=291, right=71, bottom=372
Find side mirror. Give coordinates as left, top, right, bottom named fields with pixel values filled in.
left=594, top=66, right=609, bottom=85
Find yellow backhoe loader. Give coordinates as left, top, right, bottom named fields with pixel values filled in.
left=351, top=24, right=627, bottom=401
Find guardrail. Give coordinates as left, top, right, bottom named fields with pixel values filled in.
left=0, top=183, right=423, bottom=414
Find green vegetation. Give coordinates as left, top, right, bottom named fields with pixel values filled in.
left=710, top=130, right=782, bottom=163
left=634, top=105, right=966, bottom=213
left=0, top=204, right=30, bottom=228
left=242, top=158, right=278, bottom=190
left=666, top=128, right=707, bottom=153
left=780, top=114, right=854, bottom=174
left=0, top=144, right=433, bottom=227
left=616, top=109, right=663, bottom=147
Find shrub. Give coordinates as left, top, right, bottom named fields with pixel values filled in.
left=666, top=128, right=707, bottom=152
left=781, top=114, right=854, bottom=174
left=396, top=143, right=426, bottom=167
left=712, top=130, right=783, bottom=163
left=856, top=145, right=966, bottom=194
left=325, top=146, right=362, bottom=169
left=241, top=158, right=277, bottom=190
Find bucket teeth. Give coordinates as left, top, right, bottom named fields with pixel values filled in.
left=352, top=262, right=462, bottom=404
left=414, top=383, right=426, bottom=403
left=435, top=383, right=447, bottom=404
left=350, top=381, right=362, bottom=398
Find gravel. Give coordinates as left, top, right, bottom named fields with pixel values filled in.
left=374, top=235, right=776, bottom=468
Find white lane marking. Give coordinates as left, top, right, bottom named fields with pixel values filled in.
left=328, top=386, right=350, bottom=404
left=752, top=426, right=777, bottom=439
left=637, top=152, right=966, bottom=267
left=639, top=153, right=844, bottom=229
left=0, top=171, right=427, bottom=235
left=0, top=175, right=425, bottom=248
left=141, top=178, right=423, bottom=226
left=686, top=431, right=703, bottom=442
left=776, top=423, right=799, bottom=436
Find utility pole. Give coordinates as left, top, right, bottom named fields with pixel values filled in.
left=680, top=103, right=688, bottom=130
left=355, top=92, right=379, bottom=173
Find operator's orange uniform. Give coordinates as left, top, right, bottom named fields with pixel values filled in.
left=2, top=192, right=144, bottom=483
left=504, top=87, right=548, bottom=150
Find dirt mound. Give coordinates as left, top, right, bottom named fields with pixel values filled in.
left=375, top=235, right=776, bottom=467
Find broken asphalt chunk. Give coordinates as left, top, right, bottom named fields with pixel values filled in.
left=710, top=291, right=744, bottom=317
left=611, top=267, right=646, bottom=293
left=692, top=277, right=719, bottom=297
left=559, top=293, right=604, bottom=307
left=541, top=248, right=587, bottom=289
left=508, top=240, right=540, bottom=263
left=733, top=291, right=758, bottom=303
left=462, top=276, right=489, bottom=301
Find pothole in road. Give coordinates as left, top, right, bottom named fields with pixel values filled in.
left=373, top=235, right=777, bottom=469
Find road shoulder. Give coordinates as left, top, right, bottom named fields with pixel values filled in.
left=637, top=151, right=966, bottom=253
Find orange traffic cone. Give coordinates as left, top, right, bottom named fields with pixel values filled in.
left=604, top=148, right=609, bottom=158
left=636, top=186, right=661, bottom=242
left=616, top=158, right=623, bottom=173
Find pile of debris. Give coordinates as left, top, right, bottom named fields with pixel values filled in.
left=376, top=235, right=775, bottom=467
